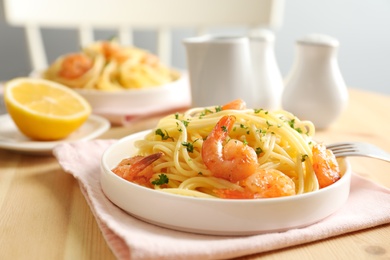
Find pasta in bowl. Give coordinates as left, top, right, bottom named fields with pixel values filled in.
left=101, top=100, right=351, bottom=235
left=40, top=41, right=190, bottom=123
left=44, top=40, right=181, bottom=90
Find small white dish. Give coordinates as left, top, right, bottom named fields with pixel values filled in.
left=0, top=114, right=110, bottom=155
left=101, top=130, right=352, bottom=236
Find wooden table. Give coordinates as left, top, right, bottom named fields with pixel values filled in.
left=1, top=88, right=390, bottom=259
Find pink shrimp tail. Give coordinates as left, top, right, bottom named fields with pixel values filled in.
left=112, top=152, right=163, bottom=187
left=222, top=99, right=246, bottom=110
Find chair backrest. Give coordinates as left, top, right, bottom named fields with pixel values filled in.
left=3, top=0, right=284, bottom=71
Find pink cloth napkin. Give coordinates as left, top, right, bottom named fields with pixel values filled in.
left=53, top=140, right=390, bottom=260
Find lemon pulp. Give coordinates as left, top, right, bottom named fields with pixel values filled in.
left=4, top=78, right=92, bottom=141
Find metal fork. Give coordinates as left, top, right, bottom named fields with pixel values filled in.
left=326, top=142, right=390, bottom=163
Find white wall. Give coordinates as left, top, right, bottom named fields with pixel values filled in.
left=275, top=0, right=390, bottom=95
left=1, top=0, right=389, bottom=94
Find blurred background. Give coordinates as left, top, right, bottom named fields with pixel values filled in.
left=0, top=0, right=389, bottom=94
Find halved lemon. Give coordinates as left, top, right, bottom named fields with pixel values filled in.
left=4, top=77, right=92, bottom=141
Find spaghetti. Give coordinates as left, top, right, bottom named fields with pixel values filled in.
left=113, top=101, right=341, bottom=199
left=44, top=40, right=180, bottom=90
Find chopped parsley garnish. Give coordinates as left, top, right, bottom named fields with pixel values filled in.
left=288, top=119, right=295, bottom=128
left=181, top=120, right=190, bottom=127
left=174, top=113, right=190, bottom=128
left=199, top=108, right=217, bottom=118
left=255, top=147, right=263, bottom=155
left=221, top=125, right=228, bottom=132
left=215, top=106, right=222, bottom=112
left=182, top=141, right=194, bottom=153
left=288, top=119, right=303, bottom=133
left=151, top=174, right=169, bottom=185
left=155, top=128, right=173, bottom=141
left=301, top=154, right=309, bottom=162
left=239, top=124, right=250, bottom=134
left=182, top=139, right=199, bottom=153
left=176, top=122, right=183, bottom=132
left=254, top=108, right=268, bottom=114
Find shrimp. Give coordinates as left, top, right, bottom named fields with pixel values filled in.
left=202, top=115, right=258, bottom=183
left=101, top=41, right=130, bottom=64
left=312, top=143, right=341, bottom=188
left=100, top=41, right=157, bottom=65
left=214, top=169, right=296, bottom=199
left=112, top=152, right=163, bottom=188
left=222, top=98, right=246, bottom=110
left=203, top=115, right=296, bottom=199
left=141, top=53, right=159, bottom=66
left=58, top=53, right=93, bottom=79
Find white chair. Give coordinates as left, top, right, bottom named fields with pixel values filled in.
left=3, top=0, right=284, bottom=71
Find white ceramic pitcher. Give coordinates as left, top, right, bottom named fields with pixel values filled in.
left=183, top=31, right=283, bottom=109
left=250, top=30, right=284, bottom=110
left=183, top=35, right=255, bottom=108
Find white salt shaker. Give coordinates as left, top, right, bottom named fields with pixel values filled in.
left=250, top=30, right=284, bottom=110
left=282, top=34, right=348, bottom=129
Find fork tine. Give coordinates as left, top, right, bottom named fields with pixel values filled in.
left=326, top=142, right=354, bottom=150
left=326, top=143, right=356, bottom=154
left=326, top=142, right=390, bottom=163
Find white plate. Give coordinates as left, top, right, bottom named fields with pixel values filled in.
left=0, top=114, right=110, bottom=155
left=101, top=130, right=352, bottom=236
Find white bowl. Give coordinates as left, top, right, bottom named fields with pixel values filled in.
left=76, top=72, right=190, bottom=114
left=31, top=70, right=191, bottom=123
left=101, top=130, right=351, bottom=236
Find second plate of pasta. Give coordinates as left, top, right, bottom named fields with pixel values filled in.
left=34, top=41, right=191, bottom=124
